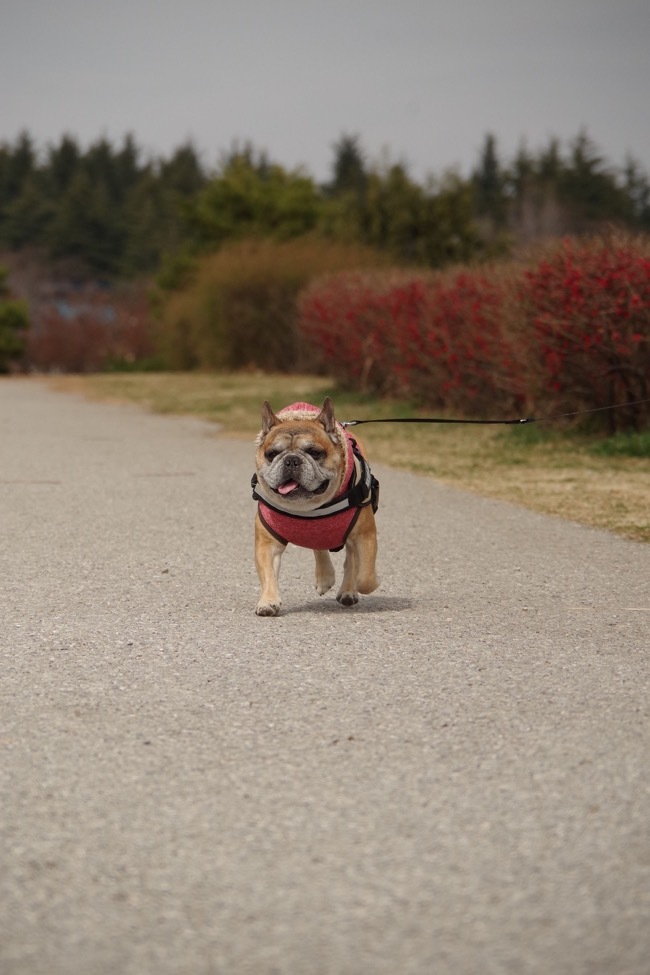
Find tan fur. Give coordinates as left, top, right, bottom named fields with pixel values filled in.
left=254, top=398, right=379, bottom=616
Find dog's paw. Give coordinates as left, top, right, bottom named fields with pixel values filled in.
left=357, top=574, right=379, bottom=595
left=314, top=552, right=335, bottom=596
left=315, top=572, right=335, bottom=596
left=336, top=590, right=359, bottom=607
left=256, top=600, right=282, bottom=617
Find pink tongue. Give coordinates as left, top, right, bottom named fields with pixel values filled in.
left=278, top=480, right=299, bottom=495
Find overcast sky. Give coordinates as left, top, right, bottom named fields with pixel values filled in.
left=2, top=0, right=649, bottom=182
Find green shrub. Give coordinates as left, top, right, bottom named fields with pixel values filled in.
left=155, top=236, right=388, bottom=371
left=589, top=430, right=650, bottom=457
left=0, top=267, right=28, bottom=372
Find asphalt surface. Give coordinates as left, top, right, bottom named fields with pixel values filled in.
left=1, top=378, right=649, bottom=975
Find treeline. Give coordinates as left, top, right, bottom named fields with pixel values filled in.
left=0, top=132, right=206, bottom=277
left=1, top=130, right=649, bottom=280
left=473, top=132, right=650, bottom=244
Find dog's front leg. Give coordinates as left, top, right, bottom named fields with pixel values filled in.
left=255, top=514, right=286, bottom=616
left=337, top=542, right=360, bottom=605
left=314, top=549, right=335, bottom=595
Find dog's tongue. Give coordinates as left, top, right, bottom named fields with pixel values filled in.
left=278, top=479, right=299, bottom=495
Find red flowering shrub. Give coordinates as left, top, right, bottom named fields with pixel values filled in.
left=298, top=270, right=423, bottom=393
left=521, top=236, right=650, bottom=428
left=25, top=286, right=155, bottom=372
left=298, top=233, right=650, bottom=429
left=299, top=267, right=524, bottom=415
left=394, top=269, right=522, bottom=415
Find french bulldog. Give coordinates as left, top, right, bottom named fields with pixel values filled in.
left=252, top=397, right=379, bottom=616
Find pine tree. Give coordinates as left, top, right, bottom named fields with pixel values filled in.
left=473, top=133, right=507, bottom=228
left=47, top=169, right=125, bottom=275
left=46, top=135, right=82, bottom=196
left=327, top=134, right=367, bottom=199
left=1, top=176, right=53, bottom=248
left=160, top=142, right=206, bottom=198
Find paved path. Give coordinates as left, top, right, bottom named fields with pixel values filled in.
left=1, top=378, right=649, bottom=975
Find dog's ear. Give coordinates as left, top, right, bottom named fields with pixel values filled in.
left=261, top=401, right=280, bottom=435
left=316, top=396, right=337, bottom=437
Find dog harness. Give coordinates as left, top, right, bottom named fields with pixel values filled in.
left=251, top=402, right=379, bottom=552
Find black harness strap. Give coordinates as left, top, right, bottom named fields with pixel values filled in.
left=251, top=442, right=379, bottom=519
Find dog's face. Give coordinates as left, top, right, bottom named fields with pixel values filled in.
left=254, top=398, right=346, bottom=512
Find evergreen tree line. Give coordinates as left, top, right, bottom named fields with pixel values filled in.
left=473, top=132, right=650, bottom=242
left=1, top=129, right=649, bottom=281
left=0, top=132, right=206, bottom=277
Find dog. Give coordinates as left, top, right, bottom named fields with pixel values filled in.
left=252, top=397, right=379, bottom=616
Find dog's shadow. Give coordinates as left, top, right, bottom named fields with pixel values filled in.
left=283, top=595, right=413, bottom=616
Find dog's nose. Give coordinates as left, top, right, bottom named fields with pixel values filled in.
left=283, top=454, right=301, bottom=470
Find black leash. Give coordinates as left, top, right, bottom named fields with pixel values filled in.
left=340, top=398, right=650, bottom=429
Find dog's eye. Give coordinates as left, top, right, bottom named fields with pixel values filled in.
left=265, top=448, right=280, bottom=461
left=306, top=447, right=325, bottom=460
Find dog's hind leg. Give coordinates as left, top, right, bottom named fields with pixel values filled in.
left=337, top=507, right=379, bottom=606
left=314, top=549, right=335, bottom=595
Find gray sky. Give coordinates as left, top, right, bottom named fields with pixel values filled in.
left=2, top=0, right=649, bottom=181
